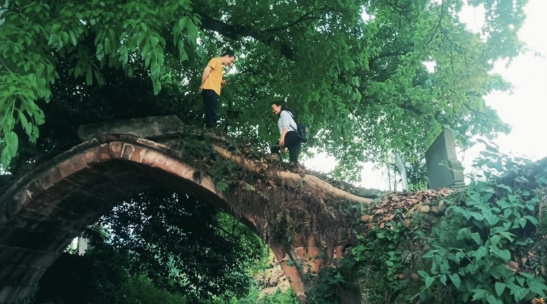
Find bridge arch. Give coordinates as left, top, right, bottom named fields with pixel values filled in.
left=0, top=134, right=288, bottom=303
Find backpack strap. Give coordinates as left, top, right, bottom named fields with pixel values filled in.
left=285, top=110, right=299, bottom=131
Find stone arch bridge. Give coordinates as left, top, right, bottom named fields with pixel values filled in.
left=0, top=116, right=383, bottom=303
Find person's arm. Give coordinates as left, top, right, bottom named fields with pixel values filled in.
left=199, top=65, right=213, bottom=93
left=279, top=111, right=291, bottom=146
left=280, top=127, right=289, bottom=146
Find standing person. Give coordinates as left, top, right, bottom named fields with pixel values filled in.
left=271, top=101, right=302, bottom=164
left=199, top=49, right=236, bottom=129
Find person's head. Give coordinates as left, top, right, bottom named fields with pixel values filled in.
left=221, top=49, right=236, bottom=66
left=271, top=101, right=285, bottom=116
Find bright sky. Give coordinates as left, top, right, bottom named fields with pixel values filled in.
left=459, top=0, right=547, bottom=166
left=306, top=0, right=547, bottom=190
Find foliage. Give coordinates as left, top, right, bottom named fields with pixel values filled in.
left=30, top=204, right=270, bottom=303
left=347, top=149, right=547, bottom=303
left=404, top=158, right=429, bottom=191
left=258, top=288, right=299, bottom=304
left=416, top=151, right=547, bottom=303
left=0, top=0, right=199, bottom=166
left=208, top=285, right=298, bottom=304
left=32, top=253, right=191, bottom=304
left=1, top=0, right=528, bottom=181
left=32, top=228, right=130, bottom=304
left=98, top=187, right=266, bottom=301
left=122, top=275, right=190, bottom=304
left=304, top=268, right=346, bottom=304
left=350, top=211, right=410, bottom=303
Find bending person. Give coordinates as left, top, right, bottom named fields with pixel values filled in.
left=271, top=101, right=302, bottom=164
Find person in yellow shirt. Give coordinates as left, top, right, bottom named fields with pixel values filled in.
left=198, top=49, right=236, bottom=129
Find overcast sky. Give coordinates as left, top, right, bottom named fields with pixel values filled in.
left=460, top=0, right=547, bottom=164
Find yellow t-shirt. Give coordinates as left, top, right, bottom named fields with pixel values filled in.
left=202, top=57, right=223, bottom=96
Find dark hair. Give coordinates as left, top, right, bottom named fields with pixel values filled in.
left=222, top=48, right=235, bottom=57
left=271, top=101, right=291, bottom=117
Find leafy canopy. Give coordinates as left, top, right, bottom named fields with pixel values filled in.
left=1, top=0, right=527, bottom=178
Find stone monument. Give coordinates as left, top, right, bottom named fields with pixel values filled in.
left=425, top=128, right=465, bottom=190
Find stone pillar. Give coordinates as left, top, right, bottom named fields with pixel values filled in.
left=425, top=128, right=465, bottom=190
left=268, top=240, right=307, bottom=303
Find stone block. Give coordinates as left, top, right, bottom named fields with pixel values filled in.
left=77, top=115, right=185, bottom=141
left=121, top=143, right=135, bottom=160
left=108, top=142, right=124, bottom=158
left=70, top=154, right=89, bottom=173
left=425, top=128, right=465, bottom=189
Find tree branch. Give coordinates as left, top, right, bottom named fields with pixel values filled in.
left=197, top=14, right=297, bottom=59
left=212, top=145, right=373, bottom=205
left=263, top=11, right=319, bottom=33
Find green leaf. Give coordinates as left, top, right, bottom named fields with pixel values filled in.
left=1, top=148, right=12, bottom=167
left=495, top=282, right=506, bottom=296
left=524, top=215, right=538, bottom=226
left=489, top=235, right=501, bottom=247
left=470, top=232, right=483, bottom=245
left=449, top=273, right=461, bottom=289
left=417, top=270, right=429, bottom=279
left=6, top=131, right=18, bottom=155
left=486, top=294, right=503, bottom=304
left=86, top=68, right=93, bottom=85
left=422, top=249, right=438, bottom=259
left=473, top=246, right=488, bottom=261
left=491, top=247, right=511, bottom=261
left=470, top=212, right=485, bottom=221
left=471, top=288, right=488, bottom=301
left=216, top=181, right=229, bottom=193
left=513, top=287, right=528, bottom=302
left=425, top=276, right=435, bottom=288
left=497, top=183, right=513, bottom=193
left=440, top=274, right=447, bottom=286
left=527, top=277, right=547, bottom=297
left=69, top=31, right=77, bottom=46
left=497, top=231, right=514, bottom=242
left=18, top=112, right=32, bottom=135
left=485, top=213, right=500, bottom=226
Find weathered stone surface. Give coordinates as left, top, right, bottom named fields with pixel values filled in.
left=77, top=115, right=185, bottom=141
left=425, top=128, right=465, bottom=190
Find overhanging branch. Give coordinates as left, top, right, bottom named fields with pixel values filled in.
left=212, top=145, right=373, bottom=205
left=197, top=14, right=296, bottom=59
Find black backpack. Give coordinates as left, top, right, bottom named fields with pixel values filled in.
left=287, top=111, right=308, bottom=143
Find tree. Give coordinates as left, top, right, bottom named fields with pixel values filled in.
left=1, top=0, right=527, bottom=178
left=98, top=188, right=266, bottom=300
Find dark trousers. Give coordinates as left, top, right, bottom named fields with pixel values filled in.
left=284, top=131, right=301, bottom=163
left=270, top=131, right=301, bottom=163
left=202, top=89, right=218, bottom=128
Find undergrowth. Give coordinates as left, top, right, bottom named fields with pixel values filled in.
left=347, top=148, right=547, bottom=303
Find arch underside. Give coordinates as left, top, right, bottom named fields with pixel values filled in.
left=0, top=133, right=349, bottom=303
left=0, top=136, right=239, bottom=303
